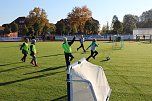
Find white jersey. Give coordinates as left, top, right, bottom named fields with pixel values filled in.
left=80, top=37, right=84, bottom=44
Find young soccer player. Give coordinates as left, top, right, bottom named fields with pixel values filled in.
left=86, top=38, right=99, bottom=61
left=20, top=38, right=29, bottom=62
left=29, top=39, right=38, bottom=67
left=77, top=35, right=86, bottom=52
left=62, top=36, right=76, bottom=68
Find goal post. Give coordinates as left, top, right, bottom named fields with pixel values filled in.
left=112, top=35, right=124, bottom=49
left=67, top=58, right=111, bottom=101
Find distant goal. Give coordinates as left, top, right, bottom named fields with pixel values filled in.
left=133, top=28, right=152, bottom=42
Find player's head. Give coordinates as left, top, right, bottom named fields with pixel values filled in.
left=93, top=38, right=96, bottom=42
left=63, top=37, right=67, bottom=42
left=81, top=35, right=83, bottom=38
left=25, top=38, right=29, bottom=43
left=31, top=39, right=36, bottom=44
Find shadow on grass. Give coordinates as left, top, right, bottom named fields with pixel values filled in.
left=37, top=54, right=64, bottom=58
left=0, top=45, right=18, bottom=48
left=51, top=95, right=67, bottom=101
left=0, top=65, right=29, bottom=73
left=0, top=71, right=64, bottom=86
left=141, top=41, right=152, bottom=44
left=0, top=62, right=23, bottom=67
left=101, top=59, right=109, bottom=62
left=23, top=65, right=65, bottom=75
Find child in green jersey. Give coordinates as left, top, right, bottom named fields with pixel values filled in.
left=20, top=38, right=29, bottom=62
left=29, top=39, right=38, bottom=67
left=62, top=36, right=76, bottom=68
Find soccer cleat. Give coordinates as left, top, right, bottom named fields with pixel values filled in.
left=30, top=61, right=35, bottom=65
left=21, top=59, right=25, bottom=62
left=93, top=56, right=95, bottom=59
left=34, top=64, right=39, bottom=67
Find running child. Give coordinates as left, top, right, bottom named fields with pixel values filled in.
left=29, top=39, right=38, bottom=67
left=77, top=35, right=86, bottom=52
left=86, top=38, right=99, bottom=61
left=62, top=35, right=76, bottom=68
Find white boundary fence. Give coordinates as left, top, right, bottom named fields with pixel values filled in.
left=0, top=37, right=22, bottom=41
left=0, top=34, right=149, bottom=42
left=55, top=34, right=134, bottom=41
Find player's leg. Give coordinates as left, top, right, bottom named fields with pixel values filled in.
left=77, top=44, right=82, bottom=51
left=82, top=44, right=86, bottom=52
left=93, top=51, right=98, bottom=59
left=69, top=53, right=74, bottom=61
left=21, top=50, right=27, bottom=62
left=30, top=54, right=35, bottom=65
left=65, top=53, right=70, bottom=68
left=86, top=50, right=94, bottom=61
left=33, top=55, right=38, bottom=66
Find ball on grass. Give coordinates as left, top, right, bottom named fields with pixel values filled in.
left=106, top=56, right=111, bottom=61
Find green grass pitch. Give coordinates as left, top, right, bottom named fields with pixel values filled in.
left=0, top=41, right=152, bottom=101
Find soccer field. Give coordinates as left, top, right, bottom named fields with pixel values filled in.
left=0, top=41, right=152, bottom=101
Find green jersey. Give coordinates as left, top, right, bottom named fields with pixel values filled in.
left=20, top=42, right=29, bottom=52
left=62, top=42, right=71, bottom=53
left=29, top=44, right=36, bottom=54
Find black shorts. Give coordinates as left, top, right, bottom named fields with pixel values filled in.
left=22, top=50, right=28, bottom=55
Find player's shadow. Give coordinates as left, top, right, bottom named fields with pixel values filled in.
left=51, top=95, right=67, bottom=101
left=101, top=59, right=109, bottom=62
left=141, top=41, right=152, bottom=44
left=23, top=65, right=65, bottom=75
left=0, top=46, right=18, bottom=48
left=37, top=54, right=64, bottom=58
left=0, top=71, right=64, bottom=86
left=0, top=65, right=29, bottom=73
left=0, top=62, right=23, bottom=67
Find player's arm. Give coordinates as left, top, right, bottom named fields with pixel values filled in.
left=68, top=36, right=76, bottom=46
left=20, top=43, right=25, bottom=50
left=96, top=43, right=99, bottom=47
left=86, top=44, right=91, bottom=50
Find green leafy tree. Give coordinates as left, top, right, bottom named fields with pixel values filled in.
left=101, top=26, right=107, bottom=34
left=71, top=24, right=77, bottom=34
left=55, top=19, right=66, bottom=35
left=112, top=15, right=123, bottom=34
left=49, top=23, right=56, bottom=35
left=28, top=27, right=35, bottom=36
left=22, top=26, right=29, bottom=36
left=84, top=20, right=92, bottom=34
left=10, top=22, right=18, bottom=32
left=123, top=14, right=137, bottom=34
left=84, top=17, right=100, bottom=34
left=4, top=25, right=11, bottom=34
left=42, top=24, right=50, bottom=35
left=26, top=7, right=50, bottom=36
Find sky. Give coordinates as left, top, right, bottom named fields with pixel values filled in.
left=0, top=0, right=152, bottom=28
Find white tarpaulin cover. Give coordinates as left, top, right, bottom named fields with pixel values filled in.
left=70, top=58, right=111, bottom=101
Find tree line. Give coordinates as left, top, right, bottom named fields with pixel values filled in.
left=102, top=8, right=152, bottom=34
left=3, top=6, right=152, bottom=36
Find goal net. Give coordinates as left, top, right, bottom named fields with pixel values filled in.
left=112, top=35, right=124, bottom=49
left=68, top=58, right=111, bottom=101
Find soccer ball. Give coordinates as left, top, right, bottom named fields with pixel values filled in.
left=106, top=56, right=110, bottom=61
